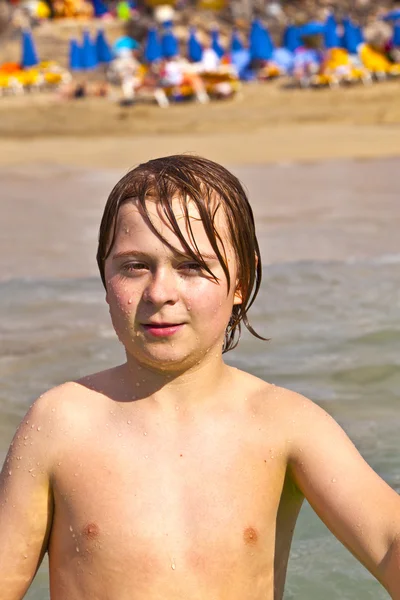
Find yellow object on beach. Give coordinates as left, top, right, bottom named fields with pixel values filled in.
left=36, top=0, right=51, bottom=18
left=359, top=43, right=400, bottom=75
left=323, top=48, right=371, bottom=85
left=197, top=0, right=226, bottom=10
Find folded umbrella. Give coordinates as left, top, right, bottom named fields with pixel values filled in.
left=187, top=27, right=203, bottom=62
left=21, top=29, right=39, bottom=68
left=144, top=28, right=162, bottom=63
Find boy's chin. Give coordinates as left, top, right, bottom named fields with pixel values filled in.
left=127, top=345, right=218, bottom=375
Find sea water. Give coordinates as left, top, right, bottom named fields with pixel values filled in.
left=0, top=159, right=399, bottom=599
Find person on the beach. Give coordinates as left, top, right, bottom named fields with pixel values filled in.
left=1, top=154, right=400, bottom=600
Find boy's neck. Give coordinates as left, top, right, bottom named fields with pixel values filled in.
left=121, top=353, right=231, bottom=410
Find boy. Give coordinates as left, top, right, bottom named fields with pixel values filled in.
left=1, top=154, right=400, bottom=600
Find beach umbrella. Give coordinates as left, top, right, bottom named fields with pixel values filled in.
left=231, top=48, right=251, bottom=78
left=69, top=39, right=82, bottom=70
left=299, top=21, right=325, bottom=38
left=382, top=9, right=400, bottom=22
left=231, top=29, right=244, bottom=52
left=249, top=20, right=274, bottom=61
left=144, top=28, right=162, bottom=63
left=187, top=27, right=203, bottom=62
left=283, top=24, right=301, bottom=52
left=341, top=18, right=362, bottom=54
left=324, top=13, right=340, bottom=48
left=96, top=30, right=113, bottom=63
left=113, top=36, right=139, bottom=54
left=394, top=24, right=400, bottom=46
left=91, top=0, right=109, bottom=17
left=81, top=30, right=98, bottom=69
left=161, top=27, right=179, bottom=58
left=211, top=29, right=224, bottom=58
left=21, top=29, right=39, bottom=68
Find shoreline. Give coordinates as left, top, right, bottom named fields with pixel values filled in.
left=1, top=123, right=400, bottom=168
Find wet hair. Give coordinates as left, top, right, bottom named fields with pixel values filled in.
left=97, top=154, right=265, bottom=353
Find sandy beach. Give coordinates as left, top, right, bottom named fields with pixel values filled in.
left=1, top=77, right=400, bottom=168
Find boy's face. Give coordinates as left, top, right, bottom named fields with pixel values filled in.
left=104, top=198, right=242, bottom=373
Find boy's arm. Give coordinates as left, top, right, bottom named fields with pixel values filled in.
left=287, top=393, right=400, bottom=598
left=0, top=392, right=56, bottom=600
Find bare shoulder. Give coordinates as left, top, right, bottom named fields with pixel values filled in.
left=229, top=368, right=320, bottom=418
left=230, top=369, right=338, bottom=447
left=21, top=366, right=121, bottom=442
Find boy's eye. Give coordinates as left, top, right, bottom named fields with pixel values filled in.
left=181, top=262, right=203, bottom=272
left=122, top=262, right=148, bottom=272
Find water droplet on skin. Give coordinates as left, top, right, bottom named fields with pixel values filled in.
left=128, top=298, right=132, bottom=304
left=23, top=554, right=28, bottom=559
left=70, top=526, right=74, bottom=532
left=76, top=547, right=80, bottom=553
left=127, top=420, right=131, bottom=425
left=144, top=432, right=147, bottom=436
left=171, top=562, right=176, bottom=570
left=144, top=455, right=148, bottom=459
left=118, top=433, right=122, bottom=437
left=331, top=478, right=336, bottom=483
left=37, top=426, right=41, bottom=431
left=8, top=470, right=12, bottom=476
left=52, top=408, right=56, bottom=412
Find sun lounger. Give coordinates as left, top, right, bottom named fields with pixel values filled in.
left=359, top=43, right=400, bottom=78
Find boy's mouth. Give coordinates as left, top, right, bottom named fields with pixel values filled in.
left=142, top=322, right=185, bottom=337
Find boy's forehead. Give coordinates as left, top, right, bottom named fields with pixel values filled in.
left=116, top=196, right=230, bottom=237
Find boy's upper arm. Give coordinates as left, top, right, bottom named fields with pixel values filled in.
left=0, top=390, right=59, bottom=599
left=287, top=392, right=400, bottom=584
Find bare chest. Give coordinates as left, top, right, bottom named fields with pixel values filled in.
left=49, top=414, right=288, bottom=586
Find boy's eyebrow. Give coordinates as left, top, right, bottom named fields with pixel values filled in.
left=112, top=249, right=219, bottom=261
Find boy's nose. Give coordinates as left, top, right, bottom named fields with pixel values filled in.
left=143, top=269, right=179, bottom=306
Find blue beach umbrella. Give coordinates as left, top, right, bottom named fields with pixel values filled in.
left=91, top=0, right=109, bottom=17
left=299, top=21, right=325, bottom=37
left=96, top=30, right=113, bottom=63
left=382, top=9, right=400, bottom=22
left=211, top=29, right=224, bottom=58
left=283, top=24, right=301, bottom=52
left=187, top=27, right=203, bottom=62
left=231, top=29, right=244, bottom=52
left=249, top=20, right=274, bottom=61
left=161, top=28, right=179, bottom=58
left=394, top=24, right=400, bottom=47
left=324, top=13, right=340, bottom=48
left=231, top=48, right=251, bottom=78
left=21, top=29, right=39, bottom=68
left=69, top=39, right=82, bottom=70
left=113, top=36, right=139, bottom=54
left=144, top=28, right=162, bottom=63
left=341, top=18, right=362, bottom=54
left=81, top=30, right=98, bottom=69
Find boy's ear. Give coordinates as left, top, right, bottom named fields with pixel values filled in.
left=233, top=282, right=243, bottom=305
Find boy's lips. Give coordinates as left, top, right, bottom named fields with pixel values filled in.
left=141, top=322, right=185, bottom=337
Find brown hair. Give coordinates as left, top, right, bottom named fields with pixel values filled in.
left=97, top=154, right=265, bottom=353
